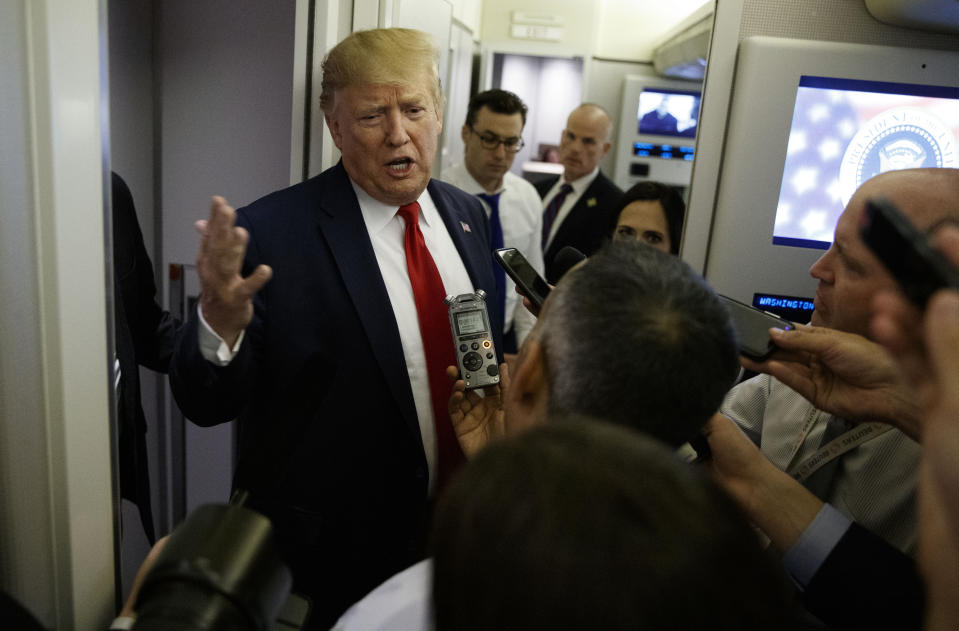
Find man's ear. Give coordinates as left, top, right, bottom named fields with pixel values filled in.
left=325, top=112, right=343, bottom=149
left=461, top=123, right=470, bottom=144
left=509, top=339, right=549, bottom=427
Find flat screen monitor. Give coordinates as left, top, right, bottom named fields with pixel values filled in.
left=700, top=36, right=959, bottom=306
left=773, top=76, right=959, bottom=249
left=614, top=75, right=702, bottom=190
left=637, top=88, right=701, bottom=139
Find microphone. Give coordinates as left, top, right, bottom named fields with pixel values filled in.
left=549, top=247, right=587, bottom=284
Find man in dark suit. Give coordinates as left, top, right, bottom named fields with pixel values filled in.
left=169, top=28, right=500, bottom=630
left=112, top=171, right=179, bottom=544
left=537, top=103, right=622, bottom=282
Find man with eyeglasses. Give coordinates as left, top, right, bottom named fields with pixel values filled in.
left=443, top=89, right=543, bottom=353
left=537, top=103, right=623, bottom=283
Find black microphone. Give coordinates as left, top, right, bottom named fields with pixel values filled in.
left=549, top=246, right=587, bottom=283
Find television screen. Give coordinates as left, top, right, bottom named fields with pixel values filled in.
left=773, top=76, right=959, bottom=249
left=637, top=88, right=701, bottom=139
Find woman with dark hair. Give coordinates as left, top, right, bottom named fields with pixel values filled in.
left=609, top=181, right=686, bottom=255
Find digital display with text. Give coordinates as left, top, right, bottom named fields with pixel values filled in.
left=455, top=310, right=486, bottom=336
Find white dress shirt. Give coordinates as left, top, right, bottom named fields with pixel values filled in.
left=198, top=179, right=475, bottom=492
left=331, top=559, right=434, bottom=631
left=541, top=166, right=600, bottom=250
left=443, top=163, right=543, bottom=346
left=721, top=373, right=919, bottom=553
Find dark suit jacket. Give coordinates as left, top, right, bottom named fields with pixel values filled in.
left=112, top=172, right=179, bottom=543
left=803, top=522, right=924, bottom=630
left=536, top=171, right=622, bottom=282
left=169, top=162, right=500, bottom=629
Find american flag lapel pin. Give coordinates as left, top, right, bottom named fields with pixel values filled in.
left=587, top=197, right=597, bottom=207
left=460, top=221, right=471, bottom=233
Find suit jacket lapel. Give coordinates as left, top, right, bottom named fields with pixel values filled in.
left=312, top=164, right=422, bottom=443
left=545, top=182, right=586, bottom=262
left=429, top=180, right=503, bottom=350
left=428, top=179, right=491, bottom=291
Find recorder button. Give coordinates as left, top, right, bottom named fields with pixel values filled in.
left=486, top=364, right=499, bottom=377
left=471, top=342, right=479, bottom=350
left=459, top=344, right=468, bottom=352
left=463, top=352, right=483, bottom=372
left=486, top=352, right=493, bottom=359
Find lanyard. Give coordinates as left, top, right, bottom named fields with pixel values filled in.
left=789, top=422, right=894, bottom=482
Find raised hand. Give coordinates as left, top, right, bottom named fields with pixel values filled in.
left=446, top=363, right=510, bottom=459
left=742, top=325, right=922, bottom=440
left=870, top=226, right=959, bottom=631
left=195, top=196, right=272, bottom=347
left=871, top=225, right=959, bottom=416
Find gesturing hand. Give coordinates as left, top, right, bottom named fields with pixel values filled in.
left=742, top=325, right=921, bottom=440
left=195, top=196, right=272, bottom=347
left=446, top=363, right=510, bottom=459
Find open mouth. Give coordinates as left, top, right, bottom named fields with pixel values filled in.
left=388, top=158, right=413, bottom=174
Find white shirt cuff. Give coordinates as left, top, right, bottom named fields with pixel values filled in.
left=782, top=503, right=852, bottom=590
left=109, top=615, right=136, bottom=630
left=197, top=304, right=245, bottom=366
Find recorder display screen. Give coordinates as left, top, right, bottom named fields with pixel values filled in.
left=455, top=310, right=486, bottom=336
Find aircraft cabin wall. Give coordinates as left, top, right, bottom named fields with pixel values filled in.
left=685, top=0, right=959, bottom=317
left=476, top=0, right=711, bottom=189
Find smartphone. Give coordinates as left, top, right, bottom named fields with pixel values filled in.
left=494, top=248, right=551, bottom=309
left=719, top=294, right=794, bottom=361
left=860, top=196, right=959, bottom=309
left=445, top=291, right=500, bottom=390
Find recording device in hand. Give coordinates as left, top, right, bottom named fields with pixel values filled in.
left=860, top=196, right=959, bottom=309
left=719, top=294, right=794, bottom=361
left=494, top=248, right=551, bottom=309
left=446, top=290, right=500, bottom=390
left=131, top=503, right=295, bottom=631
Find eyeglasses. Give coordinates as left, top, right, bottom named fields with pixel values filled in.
left=469, top=126, right=525, bottom=153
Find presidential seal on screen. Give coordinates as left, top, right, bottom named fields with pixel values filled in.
left=839, top=107, right=958, bottom=206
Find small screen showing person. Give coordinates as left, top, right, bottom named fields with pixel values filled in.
left=637, top=90, right=700, bottom=139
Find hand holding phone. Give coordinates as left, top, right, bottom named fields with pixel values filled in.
left=494, top=248, right=551, bottom=309
left=719, top=294, right=794, bottom=361
left=860, top=196, right=959, bottom=309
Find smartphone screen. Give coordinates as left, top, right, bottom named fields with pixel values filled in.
left=495, top=248, right=551, bottom=309
left=719, top=294, right=794, bottom=361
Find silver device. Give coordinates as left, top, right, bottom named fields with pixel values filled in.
left=445, top=290, right=500, bottom=390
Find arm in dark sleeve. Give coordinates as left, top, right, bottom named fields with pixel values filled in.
left=802, top=522, right=924, bottom=631
left=112, top=172, right=180, bottom=372
left=168, top=310, right=257, bottom=425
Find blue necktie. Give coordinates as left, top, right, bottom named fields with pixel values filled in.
left=476, top=192, right=505, bottom=330
left=542, top=183, right=573, bottom=250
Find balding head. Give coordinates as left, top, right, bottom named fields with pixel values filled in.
left=559, top=103, right=613, bottom=182
left=809, top=168, right=959, bottom=336
left=855, top=168, right=959, bottom=231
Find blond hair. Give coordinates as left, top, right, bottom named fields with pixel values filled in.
left=320, top=28, right=443, bottom=114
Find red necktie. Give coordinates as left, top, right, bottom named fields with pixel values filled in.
left=397, top=202, right=465, bottom=493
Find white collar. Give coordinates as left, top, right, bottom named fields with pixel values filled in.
left=351, top=178, right=438, bottom=234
